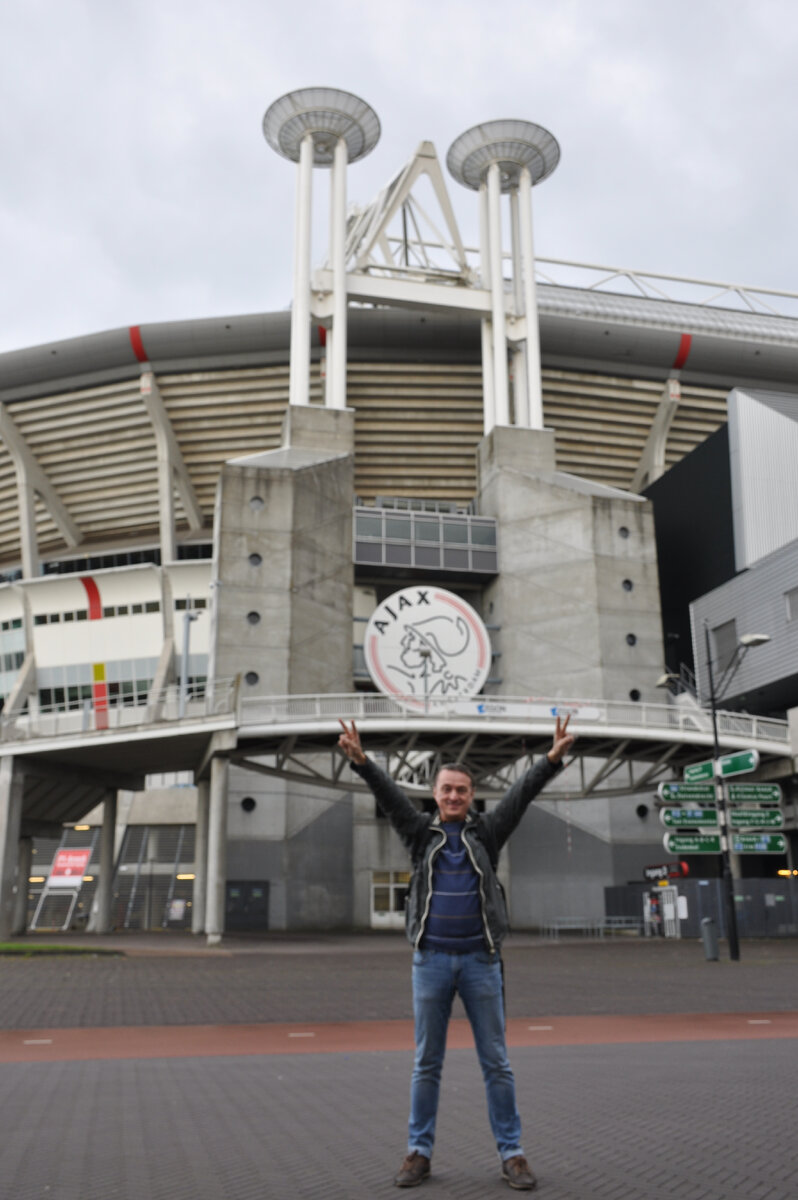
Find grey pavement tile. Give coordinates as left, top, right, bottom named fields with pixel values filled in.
left=0, top=1041, right=797, bottom=1200
left=2, top=937, right=798, bottom=1031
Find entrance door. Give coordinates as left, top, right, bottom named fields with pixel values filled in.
left=225, top=881, right=270, bottom=932
left=370, top=871, right=410, bottom=930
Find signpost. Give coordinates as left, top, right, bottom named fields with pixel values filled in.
left=729, top=809, right=784, bottom=830
left=660, top=807, right=718, bottom=828
left=663, top=833, right=722, bottom=854
left=730, top=833, right=787, bottom=855
left=727, top=783, right=782, bottom=804
left=683, top=748, right=759, bottom=783
left=658, top=782, right=715, bottom=803
left=659, top=807, right=784, bottom=830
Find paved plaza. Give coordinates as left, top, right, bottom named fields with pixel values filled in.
left=1, top=933, right=797, bottom=1199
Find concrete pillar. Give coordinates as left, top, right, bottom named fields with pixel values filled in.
left=477, top=424, right=664, bottom=702
left=12, top=836, right=32, bottom=935
left=209, top=404, right=355, bottom=699
left=192, top=780, right=210, bottom=935
left=205, top=757, right=229, bottom=946
left=93, top=792, right=118, bottom=933
left=0, top=758, right=25, bottom=940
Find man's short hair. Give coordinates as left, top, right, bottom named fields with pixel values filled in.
left=433, top=762, right=475, bottom=787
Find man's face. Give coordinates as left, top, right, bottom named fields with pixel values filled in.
left=433, top=768, right=475, bottom=823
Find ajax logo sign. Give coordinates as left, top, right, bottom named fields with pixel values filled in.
left=364, top=586, right=490, bottom=711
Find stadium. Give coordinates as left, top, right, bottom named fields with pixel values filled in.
left=0, top=89, right=796, bottom=942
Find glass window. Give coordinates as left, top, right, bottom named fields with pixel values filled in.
left=385, top=517, right=411, bottom=540
left=103, top=606, right=115, bottom=618
left=471, top=550, right=498, bottom=573
left=442, top=521, right=468, bottom=544
left=145, top=601, right=160, bottom=613
left=470, top=523, right=497, bottom=546
left=414, top=546, right=440, bottom=568
left=76, top=610, right=88, bottom=621
left=386, top=544, right=412, bottom=566
left=415, top=519, right=440, bottom=542
left=355, top=513, right=383, bottom=538
left=443, top=548, right=469, bottom=570
left=34, top=614, right=47, bottom=626
left=131, top=604, right=143, bottom=614
left=373, top=886, right=390, bottom=913
left=355, top=542, right=382, bottom=564
left=63, top=611, right=74, bottom=622
left=786, top=586, right=798, bottom=622
left=712, top=619, right=738, bottom=674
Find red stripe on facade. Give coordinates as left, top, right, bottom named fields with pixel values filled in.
left=672, top=333, right=692, bottom=370
left=79, top=576, right=103, bottom=620
left=317, top=325, right=327, bottom=347
left=129, top=325, right=149, bottom=363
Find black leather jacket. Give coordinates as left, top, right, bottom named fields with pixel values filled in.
left=352, top=755, right=561, bottom=953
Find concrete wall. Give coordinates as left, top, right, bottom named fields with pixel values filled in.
left=209, top=405, right=355, bottom=701
left=476, top=426, right=664, bottom=704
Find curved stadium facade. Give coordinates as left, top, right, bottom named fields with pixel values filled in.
left=2, top=271, right=798, bottom=937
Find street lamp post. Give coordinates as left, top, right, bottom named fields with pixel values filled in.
left=701, top=622, right=771, bottom=962
left=703, top=622, right=740, bottom=961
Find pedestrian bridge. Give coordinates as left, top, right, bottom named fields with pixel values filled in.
left=1, top=687, right=791, bottom=809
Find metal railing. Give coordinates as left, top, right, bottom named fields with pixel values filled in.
left=238, top=692, right=790, bottom=746
left=0, top=677, right=240, bottom=743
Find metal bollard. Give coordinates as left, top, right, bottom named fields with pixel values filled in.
left=701, top=916, right=719, bottom=961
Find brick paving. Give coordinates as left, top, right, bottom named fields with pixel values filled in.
left=0, top=933, right=796, bottom=1199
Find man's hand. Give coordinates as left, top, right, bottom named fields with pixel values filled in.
left=547, top=712, right=575, bottom=765
left=338, top=718, right=367, bottom=765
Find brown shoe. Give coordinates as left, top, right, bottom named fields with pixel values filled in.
left=394, top=1151, right=431, bottom=1187
left=501, top=1155, right=537, bottom=1190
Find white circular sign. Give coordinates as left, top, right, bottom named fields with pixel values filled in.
left=364, top=586, right=491, bottom=711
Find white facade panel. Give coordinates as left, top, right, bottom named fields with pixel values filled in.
left=729, top=388, right=798, bottom=570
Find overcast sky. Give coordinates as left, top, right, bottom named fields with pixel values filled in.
left=2, top=0, right=797, bottom=354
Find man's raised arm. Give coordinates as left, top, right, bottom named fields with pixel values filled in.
left=337, top=718, right=427, bottom=848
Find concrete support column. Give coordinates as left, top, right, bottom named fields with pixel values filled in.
left=13, top=836, right=32, bottom=935
left=518, top=167, right=543, bottom=429
left=94, top=791, right=118, bottom=933
left=205, top=757, right=229, bottom=946
left=16, top=470, right=39, bottom=580
left=289, top=132, right=314, bottom=407
left=509, top=190, right=529, bottom=428
left=486, top=162, right=509, bottom=427
left=0, top=758, right=25, bottom=941
left=192, top=780, right=210, bottom=935
left=328, top=135, right=348, bottom=410
left=478, top=182, right=495, bottom=434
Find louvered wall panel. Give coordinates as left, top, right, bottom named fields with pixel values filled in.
left=0, top=358, right=731, bottom=570
left=6, top=379, right=160, bottom=551
left=347, top=362, right=484, bottom=502
left=157, top=364, right=311, bottom=515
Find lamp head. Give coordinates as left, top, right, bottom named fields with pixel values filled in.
left=739, top=633, right=770, bottom=647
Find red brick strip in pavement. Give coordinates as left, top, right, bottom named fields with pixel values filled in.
left=2, top=1009, right=796, bottom=1064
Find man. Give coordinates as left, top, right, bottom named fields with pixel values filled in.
left=338, top=714, right=575, bottom=1191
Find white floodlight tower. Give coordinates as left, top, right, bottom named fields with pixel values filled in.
left=447, top=121, right=559, bottom=432
left=263, top=88, right=380, bottom=409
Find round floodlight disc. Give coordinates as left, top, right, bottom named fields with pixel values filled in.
left=263, top=87, right=380, bottom=167
left=364, top=585, right=491, bottom=712
left=447, top=120, right=560, bottom=191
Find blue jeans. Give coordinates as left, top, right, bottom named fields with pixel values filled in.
left=408, top=948, right=523, bottom=1161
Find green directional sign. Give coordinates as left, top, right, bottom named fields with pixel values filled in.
left=660, top=807, right=718, bottom=828
left=683, top=760, right=714, bottom=783
left=731, top=833, right=787, bottom=855
left=683, top=749, right=760, bottom=783
left=663, top=832, right=722, bottom=854
left=729, top=809, right=784, bottom=830
left=728, top=783, right=783, bottom=804
left=718, top=749, right=759, bottom=778
left=658, top=782, right=715, bottom=803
